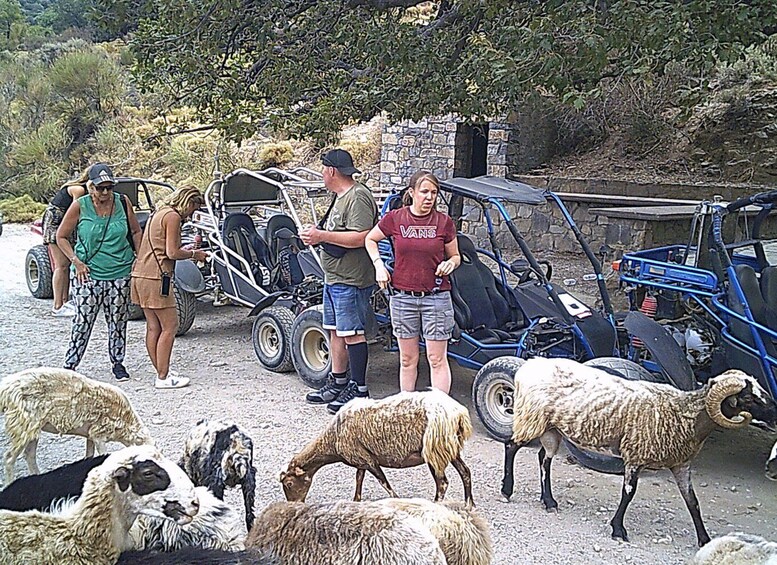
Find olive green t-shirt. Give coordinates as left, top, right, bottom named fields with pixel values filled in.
left=321, top=182, right=378, bottom=288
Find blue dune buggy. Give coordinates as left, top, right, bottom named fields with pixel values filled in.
left=619, top=189, right=777, bottom=404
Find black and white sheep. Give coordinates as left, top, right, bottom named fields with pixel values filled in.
left=281, top=389, right=474, bottom=507
left=0, top=367, right=153, bottom=482
left=377, top=498, right=493, bottom=565
left=179, top=419, right=257, bottom=531
left=767, top=439, right=777, bottom=481
left=246, top=500, right=448, bottom=565
left=0, top=445, right=199, bottom=565
left=0, top=454, right=244, bottom=552
left=501, top=358, right=777, bottom=547
left=691, top=532, right=777, bottom=565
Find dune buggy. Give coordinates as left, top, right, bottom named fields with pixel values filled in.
left=286, top=175, right=687, bottom=443
left=24, top=177, right=198, bottom=335
left=618, top=189, right=777, bottom=402
left=182, top=166, right=326, bottom=371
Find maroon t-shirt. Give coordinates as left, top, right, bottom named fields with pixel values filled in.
left=378, top=207, right=456, bottom=292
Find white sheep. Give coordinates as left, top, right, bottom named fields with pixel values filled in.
left=691, top=532, right=777, bottom=565
left=766, top=439, right=777, bottom=481
left=0, top=444, right=199, bottom=565
left=280, top=389, right=473, bottom=507
left=0, top=367, right=153, bottom=482
left=246, top=500, right=448, bottom=565
left=377, top=498, right=492, bottom=565
left=501, top=357, right=777, bottom=547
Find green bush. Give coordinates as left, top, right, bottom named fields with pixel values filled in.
left=0, top=195, right=47, bottom=222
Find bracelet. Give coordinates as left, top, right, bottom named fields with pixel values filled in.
left=372, top=257, right=383, bottom=265
left=190, top=250, right=195, bottom=259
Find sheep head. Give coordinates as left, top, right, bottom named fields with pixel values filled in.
left=101, top=445, right=200, bottom=526
left=279, top=464, right=313, bottom=502
left=222, top=432, right=254, bottom=487
left=705, top=370, right=776, bottom=430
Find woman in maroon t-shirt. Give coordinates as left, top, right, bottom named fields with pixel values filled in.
left=365, top=172, right=461, bottom=393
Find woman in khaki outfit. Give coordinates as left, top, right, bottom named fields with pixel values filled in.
left=131, top=186, right=207, bottom=389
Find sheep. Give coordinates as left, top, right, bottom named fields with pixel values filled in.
left=0, top=444, right=199, bottom=565
left=0, top=367, right=153, bottom=482
left=0, top=455, right=244, bottom=552
left=116, top=548, right=277, bottom=564
left=501, top=358, right=777, bottom=547
left=767, top=439, right=777, bottom=481
left=179, top=419, right=256, bottom=531
left=691, top=532, right=777, bottom=565
left=280, top=389, right=474, bottom=507
left=245, top=500, right=448, bottom=565
left=376, top=498, right=493, bottom=565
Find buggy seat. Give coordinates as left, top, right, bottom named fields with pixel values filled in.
left=450, top=235, right=526, bottom=343
left=222, top=212, right=272, bottom=288
left=266, top=213, right=304, bottom=288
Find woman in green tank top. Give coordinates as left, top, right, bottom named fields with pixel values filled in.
left=56, top=163, right=143, bottom=382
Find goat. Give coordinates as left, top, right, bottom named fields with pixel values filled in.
left=179, top=419, right=256, bottom=531
left=0, top=455, right=243, bottom=552
left=501, top=358, right=777, bottom=546
left=246, top=500, right=447, bottom=565
left=0, top=445, right=199, bottom=565
left=0, top=367, right=152, bottom=482
left=281, top=389, right=473, bottom=507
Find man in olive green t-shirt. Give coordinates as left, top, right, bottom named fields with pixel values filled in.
left=299, top=149, right=378, bottom=413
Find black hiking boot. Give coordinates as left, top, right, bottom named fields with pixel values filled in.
left=327, top=381, right=368, bottom=414
left=306, top=375, right=346, bottom=404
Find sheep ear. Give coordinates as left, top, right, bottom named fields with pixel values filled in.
left=727, top=397, right=738, bottom=408
left=112, top=466, right=131, bottom=491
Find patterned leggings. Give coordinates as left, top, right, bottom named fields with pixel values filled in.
left=64, top=276, right=130, bottom=370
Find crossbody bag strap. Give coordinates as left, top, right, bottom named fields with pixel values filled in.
left=146, top=209, right=178, bottom=277
left=82, top=196, right=115, bottom=265
left=317, top=194, right=338, bottom=230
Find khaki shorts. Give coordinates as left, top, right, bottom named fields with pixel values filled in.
left=389, top=291, right=454, bottom=341
left=131, top=277, right=176, bottom=310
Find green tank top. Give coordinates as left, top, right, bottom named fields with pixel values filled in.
left=73, top=193, right=135, bottom=280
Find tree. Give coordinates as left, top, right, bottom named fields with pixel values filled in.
left=0, top=0, right=23, bottom=43
left=104, top=0, right=777, bottom=142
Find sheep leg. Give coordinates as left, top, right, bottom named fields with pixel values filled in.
left=93, top=439, right=108, bottom=455
left=501, top=439, right=523, bottom=501
left=354, top=468, right=366, bottom=501
left=85, top=439, right=95, bottom=458
left=427, top=463, right=449, bottom=502
left=22, top=439, right=40, bottom=475
left=367, top=466, right=398, bottom=497
left=451, top=456, right=474, bottom=508
left=3, top=440, right=26, bottom=484
left=670, top=464, right=710, bottom=547
left=539, top=431, right=561, bottom=511
left=610, top=465, right=641, bottom=542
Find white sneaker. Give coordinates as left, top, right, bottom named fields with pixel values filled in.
left=52, top=305, right=74, bottom=318
left=155, top=374, right=190, bottom=389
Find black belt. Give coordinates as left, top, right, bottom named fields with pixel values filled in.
left=396, top=289, right=444, bottom=297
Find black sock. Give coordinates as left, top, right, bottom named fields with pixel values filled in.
left=332, top=371, right=348, bottom=386
left=346, top=342, right=368, bottom=389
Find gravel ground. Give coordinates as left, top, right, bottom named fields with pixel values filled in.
left=1, top=223, right=776, bottom=564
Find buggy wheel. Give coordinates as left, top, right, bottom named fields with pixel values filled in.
left=291, top=307, right=330, bottom=388
left=128, top=302, right=145, bottom=321
left=563, top=357, right=659, bottom=475
left=175, top=285, right=197, bottom=337
left=252, top=305, right=294, bottom=372
left=472, top=356, right=525, bottom=442
left=26, top=245, right=53, bottom=299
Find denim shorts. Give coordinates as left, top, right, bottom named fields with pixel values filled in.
left=389, top=291, right=455, bottom=341
left=323, top=283, right=375, bottom=337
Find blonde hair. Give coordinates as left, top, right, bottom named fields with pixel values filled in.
left=61, top=167, right=89, bottom=190
left=402, top=171, right=440, bottom=207
left=161, top=185, right=205, bottom=216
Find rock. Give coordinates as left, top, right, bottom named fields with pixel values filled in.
left=209, top=360, right=228, bottom=367
left=593, top=544, right=602, bottom=553
left=151, top=417, right=165, bottom=425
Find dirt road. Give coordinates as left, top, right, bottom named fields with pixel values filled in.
left=1, top=224, right=775, bottom=564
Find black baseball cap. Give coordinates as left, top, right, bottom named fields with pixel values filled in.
left=88, top=163, right=116, bottom=186
left=322, top=149, right=360, bottom=176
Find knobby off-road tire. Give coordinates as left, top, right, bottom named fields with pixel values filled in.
left=290, top=307, right=330, bottom=388
left=127, top=302, right=145, bottom=320
left=563, top=357, right=659, bottom=475
left=252, top=305, right=294, bottom=372
left=472, top=356, right=526, bottom=442
left=175, top=284, right=197, bottom=337
left=26, top=245, right=53, bottom=299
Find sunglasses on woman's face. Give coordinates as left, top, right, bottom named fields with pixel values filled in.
left=94, top=183, right=114, bottom=192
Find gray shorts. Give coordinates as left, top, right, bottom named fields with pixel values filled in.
left=389, top=291, right=455, bottom=341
